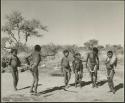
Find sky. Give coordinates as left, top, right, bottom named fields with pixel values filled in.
left=1, top=0, right=124, bottom=47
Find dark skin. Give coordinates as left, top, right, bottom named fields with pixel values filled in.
left=61, top=52, right=71, bottom=88
left=86, top=50, right=99, bottom=88
left=105, top=52, right=116, bottom=94
left=72, top=54, right=83, bottom=88
left=9, top=50, right=21, bottom=91
left=26, top=50, right=41, bottom=93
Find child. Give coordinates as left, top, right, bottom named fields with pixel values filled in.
left=105, top=51, right=117, bottom=94
left=86, top=47, right=99, bottom=88
left=25, top=45, right=41, bottom=94
left=8, top=48, right=21, bottom=91
left=61, top=49, right=71, bottom=89
left=72, top=53, right=83, bottom=88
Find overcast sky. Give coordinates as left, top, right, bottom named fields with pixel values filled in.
left=1, top=0, right=124, bottom=47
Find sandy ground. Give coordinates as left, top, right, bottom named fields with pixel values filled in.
left=1, top=67, right=124, bottom=102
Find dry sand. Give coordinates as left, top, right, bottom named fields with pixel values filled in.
left=1, top=67, right=124, bottom=102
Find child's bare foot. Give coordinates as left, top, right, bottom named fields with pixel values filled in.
left=65, top=85, right=69, bottom=89
left=75, top=84, right=77, bottom=88
left=14, top=88, right=17, bottom=91
left=108, top=90, right=112, bottom=92
left=112, top=89, right=115, bottom=94
left=80, top=84, right=82, bottom=88
left=92, top=84, right=95, bottom=88
left=95, top=84, right=98, bottom=88
left=30, top=90, right=34, bottom=93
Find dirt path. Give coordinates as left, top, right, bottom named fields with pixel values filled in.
left=1, top=69, right=124, bottom=102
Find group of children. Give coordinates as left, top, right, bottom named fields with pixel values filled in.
left=61, top=47, right=117, bottom=94
left=7, top=45, right=117, bottom=94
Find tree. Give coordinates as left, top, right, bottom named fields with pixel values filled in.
left=84, top=39, right=98, bottom=49
left=97, top=45, right=104, bottom=50
left=2, top=11, right=48, bottom=50
left=105, top=44, right=124, bottom=54
left=64, top=44, right=79, bottom=55
left=89, top=39, right=98, bottom=47
left=41, top=43, right=60, bottom=58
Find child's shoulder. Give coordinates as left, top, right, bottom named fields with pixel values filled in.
left=8, top=54, right=13, bottom=59
left=62, top=56, right=66, bottom=59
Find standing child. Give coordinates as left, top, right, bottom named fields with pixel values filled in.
left=86, top=47, right=99, bottom=88
left=72, top=53, right=83, bottom=88
left=25, top=45, right=41, bottom=94
left=61, top=50, right=71, bottom=89
left=8, top=48, right=21, bottom=91
left=105, top=51, right=117, bottom=94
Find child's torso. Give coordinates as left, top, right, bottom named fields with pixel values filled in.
left=10, top=55, right=19, bottom=67
left=88, top=52, right=98, bottom=65
left=106, top=56, right=117, bottom=69
left=62, top=57, right=70, bottom=68
left=73, top=59, right=83, bottom=71
left=30, top=52, right=41, bottom=66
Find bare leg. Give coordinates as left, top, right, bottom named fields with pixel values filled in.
left=11, top=69, right=17, bottom=91
left=75, top=71, right=78, bottom=87
left=110, top=70, right=115, bottom=94
left=63, top=70, right=67, bottom=87
left=15, top=70, right=19, bottom=88
left=30, top=71, right=35, bottom=93
left=94, top=69, right=98, bottom=87
left=67, top=71, right=71, bottom=86
left=79, top=72, right=83, bottom=87
left=90, top=72, right=94, bottom=87
left=34, top=69, right=39, bottom=93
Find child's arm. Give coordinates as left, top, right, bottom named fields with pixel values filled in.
left=60, top=58, right=63, bottom=73
left=8, top=55, right=12, bottom=66
left=86, top=53, right=89, bottom=69
left=96, top=55, right=99, bottom=70
left=25, top=54, right=32, bottom=65
left=80, top=61, right=83, bottom=73
left=32, top=54, right=41, bottom=68
left=110, top=56, right=117, bottom=67
left=105, top=57, right=110, bottom=65
left=72, top=61, right=75, bottom=73
left=17, top=56, right=21, bottom=67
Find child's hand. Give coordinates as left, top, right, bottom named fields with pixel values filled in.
left=86, top=64, right=88, bottom=69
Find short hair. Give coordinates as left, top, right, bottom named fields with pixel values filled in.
left=63, top=49, right=69, bottom=54
left=107, top=50, right=113, bottom=54
left=10, top=48, right=17, bottom=53
left=34, top=45, right=41, bottom=51
left=93, top=47, right=98, bottom=53
left=74, top=52, right=81, bottom=57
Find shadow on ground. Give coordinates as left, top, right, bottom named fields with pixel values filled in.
left=37, top=84, right=79, bottom=96
left=114, top=83, right=124, bottom=92
left=97, top=79, right=107, bottom=87
left=18, top=84, right=42, bottom=91
left=70, top=81, right=92, bottom=87
left=37, top=85, right=65, bottom=96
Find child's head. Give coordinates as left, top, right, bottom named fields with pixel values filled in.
left=63, top=49, right=69, bottom=57
left=34, top=45, right=41, bottom=52
left=74, top=52, right=81, bottom=59
left=11, top=48, right=18, bottom=56
left=107, top=50, right=113, bottom=58
left=93, top=47, right=98, bottom=54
